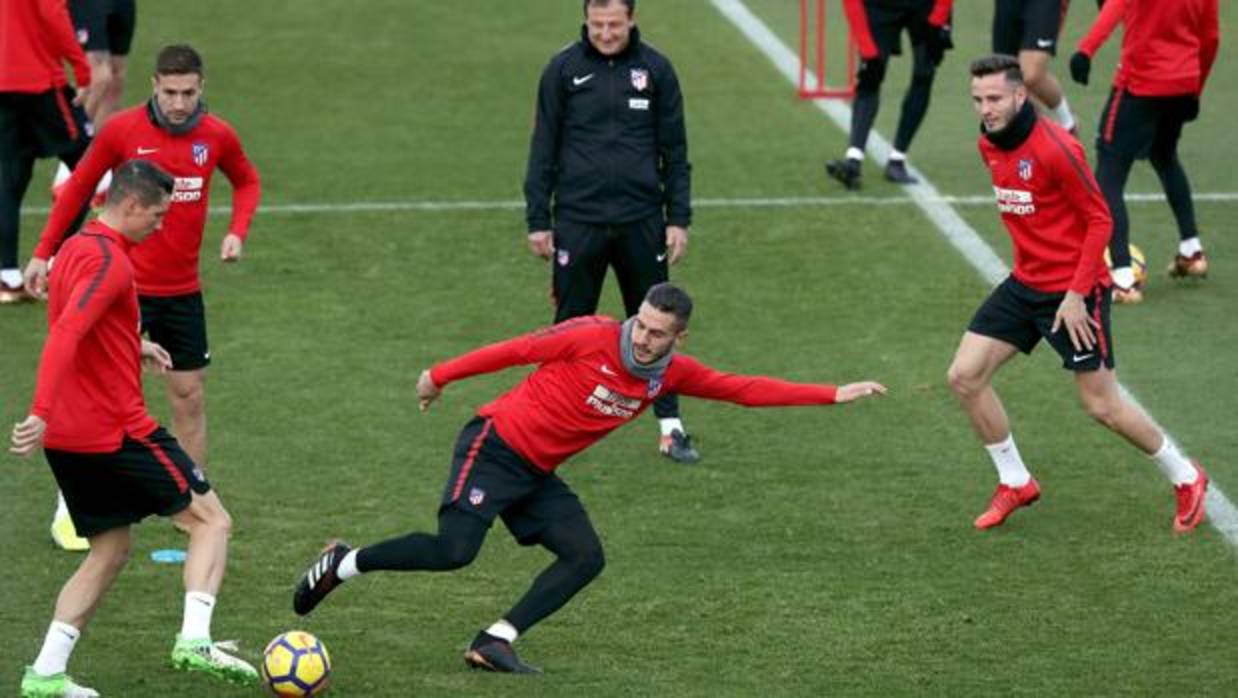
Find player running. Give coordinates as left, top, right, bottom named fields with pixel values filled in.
left=292, top=283, right=886, bottom=673
left=948, top=54, right=1208, bottom=532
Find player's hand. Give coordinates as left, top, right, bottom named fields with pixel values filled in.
left=925, top=23, right=953, bottom=66
left=1183, top=97, right=1201, bottom=123
left=416, top=369, right=441, bottom=411
left=1051, top=291, right=1098, bottom=352
left=23, top=257, right=50, bottom=299
left=220, top=233, right=244, bottom=262
left=835, top=381, right=888, bottom=403
left=1069, top=52, right=1091, bottom=86
left=71, top=84, right=93, bottom=109
left=141, top=340, right=173, bottom=374
left=665, top=225, right=689, bottom=265
left=528, top=231, right=554, bottom=260
left=10, top=415, right=47, bottom=457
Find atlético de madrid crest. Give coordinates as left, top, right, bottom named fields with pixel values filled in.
left=1017, top=158, right=1033, bottom=181
left=630, top=68, right=649, bottom=92
left=192, top=142, right=209, bottom=167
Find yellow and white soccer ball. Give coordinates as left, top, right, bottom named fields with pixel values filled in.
left=1103, top=243, right=1147, bottom=287
left=261, top=631, right=332, bottom=697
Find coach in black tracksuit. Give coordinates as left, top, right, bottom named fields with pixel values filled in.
left=523, top=0, right=699, bottom=463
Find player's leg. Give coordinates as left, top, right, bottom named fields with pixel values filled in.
left=22, top=526, right=130, bottom=698
left=827, top=5, right=896, bottom=190
left=1150, top=100, right=1207, bottom=279
left=950, top=279, right=1045, bottom=528
left=1013, top=0, right=1074, bottom=130
left=143, top=292, right=212, bottom=468
left=0, top=96, right=37, bottom=302
left=466, top=479, right=600, bottom=674
left=164, top=369, right=208, bottom=467
left=1094, top=89, right=1148, bottom=301
left=97, top=0, right=135, bottom=128
left=551, top=220, right=610, bottom=323
left=887, top=29, right=938, bottom=184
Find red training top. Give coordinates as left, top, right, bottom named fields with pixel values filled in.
left=978, top=113, right=1112, bottom=295
left=0, top=0, right=90, bottom=92
left=31, top=220, right=158, bottom=452
left=430, top=316, right=839, bottom=472
left=36, top=104, right=261, bottom=296
left=1077, top=0, right=1219, bottom=97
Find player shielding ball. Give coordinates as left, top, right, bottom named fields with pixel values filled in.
left=292, top=283, right=885, bottom=674
left=948, top=55, right=1208, bottom=532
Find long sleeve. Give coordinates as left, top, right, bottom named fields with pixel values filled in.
left=928, top=0, right=953, bottom=28
left=523, top=59, right=564, bottom=232
left=34, top=130, right=121, bottom=259
left=38, top=0, right=91, bottom=87
left=1198, top=0, right=1219, bottom=92
left=1054, top=139, right=1112, bottom=294
left=31, top=248, right=128, bottom=419
left=217, top=126, right=262, bottom=239
left=841, top=0, right=879, bottom=60
left=1077, top=0, right=1125, bottom=57
left=431, top=318, right=605, bottom=387
left=670, top=355, right=837, bottom=406
left=656, top=61, right=691, bottom=228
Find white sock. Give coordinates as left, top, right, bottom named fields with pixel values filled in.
left=888, top=150, right=907, bottom=162
left=1111, top=266, right=1136, bottom=290
left=32, top=621, right=80, bottom=676
left=1179, top=237, right=1203, bottom=257
left=1053, top=97, right=1075, bottom=131
left=0, top=268, right=21, bottom=287
left=485, top=620, right=518, bottom=643
left=985, top=434, right=1031, bottom=487
left=659, top=418, right=684, bottom=437
left=1150, top=437, right=1197, bottom=486
left=337, top=549, right=360, bottom=580
left=55, top=491, right=70, bottom=518
left=845, top=146, right=865, bottom=162
left=53, top=162, right=72, bottom=188
left=180, top=591, right=216, bottom=640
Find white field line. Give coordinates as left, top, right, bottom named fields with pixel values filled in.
left=16, top=191, right=1238, bottom=217
left=712, top=0, right=1238, bottom=545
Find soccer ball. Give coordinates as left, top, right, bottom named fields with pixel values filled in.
left=261, top=631, right=332, bottom=697
left=1103, top=243, right=1147, bottom=287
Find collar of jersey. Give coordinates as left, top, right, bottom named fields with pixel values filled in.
left=982, top=99, right=1037, bottom=151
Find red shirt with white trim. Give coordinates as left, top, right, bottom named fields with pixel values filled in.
left=430, top=316, right=839, bottom=472
left=35, top=104, right=261, bottom=296
left=1077, top=0, right=1219, bottom=97
left=978, top=115, right=1112, bottom=295
left=32, top=220, right=158, bottom=452
left=0, top=0, right=90, bottom=92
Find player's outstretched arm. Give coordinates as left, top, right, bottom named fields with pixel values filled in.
left=834, top=381, right=888, bottom=403
left=416, top=369, right=441, bottom=412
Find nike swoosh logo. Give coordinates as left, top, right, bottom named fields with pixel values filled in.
left=600, top=364, right=618, bottom=376
left=573, top=74, right=594, bottom=86
left=137, top=147, right=159, bottom=155
left=656, top=253, right=668, bottom=263
left=1036, top=39, right=1054, bottom=48
left=1072, top=353, right=1094, bottom=363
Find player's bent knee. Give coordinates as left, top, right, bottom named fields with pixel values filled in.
left=441, top=536, right=482, bottom=570
left=573, top=546, right=606, bottom=582
left=946, top=363, right=981, bottom=398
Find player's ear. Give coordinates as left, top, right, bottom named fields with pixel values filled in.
left=673, top=329, right=688, bottom=347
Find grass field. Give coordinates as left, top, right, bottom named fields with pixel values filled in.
left=2, top=1, right=1236, bottom=695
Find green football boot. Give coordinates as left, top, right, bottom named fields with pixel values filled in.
left=170, top=635, right=259, bottom=685
left=20, top=667, right=99, bottom=698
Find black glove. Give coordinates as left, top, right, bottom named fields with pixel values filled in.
left=1183, top=96, right=1200, bottom=122
left=925, top=23, right=953, bottom=67
left=1069, top=51, right=1091, bottom=86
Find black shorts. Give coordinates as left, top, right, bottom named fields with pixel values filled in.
left=968, top=276, right=1115, bottom=371
left=140, top=292, right=210, bottom=371
left=992, top=0, right=1068, bottom=56
left=1097, top=89, right=1196, bottom=162
left=440, top=416, right=587, bottom=545
left=863, top=1, right=935, bottom=57
left=69, top=0, right=137, bottom=56
left=0, top=87, right=91, bottom=160
left=46, top=427, right=211, bottom=538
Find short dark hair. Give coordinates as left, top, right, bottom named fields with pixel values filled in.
left=644, top=282, right=693, bottom=329
left=970, top=54, right=1023, bottom=84
left=155, top=44, right=204, bottom=77
left=108, top=159, right=174, bottom=207
left=583, top=0, right=635, bottom=16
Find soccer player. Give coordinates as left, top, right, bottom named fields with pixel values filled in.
left=25, top=43, right=261, bottom=550
left=10, top=160, right=258, bottom=698
left=0, top=0, right=94, bottom=304
left=991, top=0, right=1077, bottom=132
left=1068, top=0, right=1219, bottom=304
left=51, top=0, right=140, bottom=198
left=949, top=55, right=1208, bottom=532
left=524, top=0, right=700, bottom=463
left=292, top=283, right=886, bottom=673
left=825, top=0, right=954, bottom=189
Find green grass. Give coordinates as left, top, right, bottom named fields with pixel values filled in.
left=2, top=1, right=1237, bottom=695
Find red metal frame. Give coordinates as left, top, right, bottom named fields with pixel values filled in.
left=798, top=0, right=858, bottom=100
